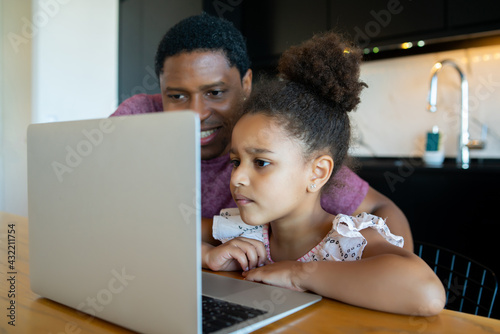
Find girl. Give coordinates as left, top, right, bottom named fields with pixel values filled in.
left=203, top=31, right=445, bottom=316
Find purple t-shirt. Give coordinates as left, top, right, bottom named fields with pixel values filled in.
left=111, top=94, right=369, bottom=218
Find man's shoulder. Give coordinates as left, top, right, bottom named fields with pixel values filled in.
left=111, top=94, right=163, bottom=116
left=321, top=165, right=369, bottom=215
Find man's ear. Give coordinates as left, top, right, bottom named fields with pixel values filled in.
left=307, top=155, right=334, bottom=192
left=241, top=69, right=253, bottom=98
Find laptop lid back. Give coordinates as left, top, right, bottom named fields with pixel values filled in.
left=27, top=112, right=201, bottom=334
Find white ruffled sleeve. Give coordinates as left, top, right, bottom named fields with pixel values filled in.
left=313, top=213, right=404, bottom=262
left=212, top=208, right=264, bottom=243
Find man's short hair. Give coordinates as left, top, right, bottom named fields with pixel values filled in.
left=154, top=13, right=250, bottom=79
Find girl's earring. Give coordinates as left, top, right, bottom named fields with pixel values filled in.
left=309, top=183, right=316, bottom=190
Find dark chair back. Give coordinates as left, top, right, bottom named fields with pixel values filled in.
left=414, top=241, right=498, bottom=317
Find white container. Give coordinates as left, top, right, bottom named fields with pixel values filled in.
left=423, top=126, right=444, bottom=167
left=423, top=150, right=445, bottom=166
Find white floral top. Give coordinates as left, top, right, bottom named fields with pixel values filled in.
left=213, top=208, right=404, bottom=263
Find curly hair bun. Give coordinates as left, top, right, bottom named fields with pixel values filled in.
left=277, top=32, right=367, bottom=112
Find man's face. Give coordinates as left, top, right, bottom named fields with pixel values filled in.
left=159, top=51, right=252, bottom=160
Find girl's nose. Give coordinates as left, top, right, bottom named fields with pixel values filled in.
left=231, top=164, right=250, bottom=187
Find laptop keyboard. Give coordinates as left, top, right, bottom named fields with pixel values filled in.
left=202, top=295, right=268, bottom=333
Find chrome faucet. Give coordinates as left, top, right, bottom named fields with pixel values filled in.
left=427, top=59, right=486, bottom=169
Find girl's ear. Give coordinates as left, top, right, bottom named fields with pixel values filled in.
left=307, top=155, right=334, bottom=193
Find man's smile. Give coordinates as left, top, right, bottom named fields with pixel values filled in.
left=201, top=128, right=218, bottom=138
left=200, top=127, right=221, bottom=145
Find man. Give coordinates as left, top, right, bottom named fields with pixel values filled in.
left=111, top=13, right=413, bottom=251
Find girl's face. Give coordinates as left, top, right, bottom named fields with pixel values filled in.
left=229, top=113, right=312, bottom=226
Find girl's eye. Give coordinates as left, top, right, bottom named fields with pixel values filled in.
left=230, top=159, right=240, bottom=168
left=255, top=160, right=270, bottom=168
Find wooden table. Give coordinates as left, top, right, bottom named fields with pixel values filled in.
left=1, top=211, right=500, bottom=333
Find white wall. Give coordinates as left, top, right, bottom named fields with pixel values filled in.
left=1, top=0, right=33, bottom=216
left=32, top=0, right=119, bottom=123
left=0, top=1, right=4, bottom=214
left=0, top=0, right=118, bottom=216
left=351, top=44, right=500, bottom=159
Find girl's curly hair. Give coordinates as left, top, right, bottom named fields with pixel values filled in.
left=243, top=31, right=367, bottom=189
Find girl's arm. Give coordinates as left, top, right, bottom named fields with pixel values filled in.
left=243, top=228, right=446, bottom=316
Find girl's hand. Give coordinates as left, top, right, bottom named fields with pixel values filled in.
left=242, top=261, right=307, bottom=292
left=204, top=237, right=268, bottom=272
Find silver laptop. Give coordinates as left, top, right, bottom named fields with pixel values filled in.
left=27, top=111, right=321, bottom=334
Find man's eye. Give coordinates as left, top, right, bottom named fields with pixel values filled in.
left=167, top=94, right=185, bottom=100
left=208, top=90, right=224, bottom=97
left=231, top=159, right=240, bottom=168
left=255, top=160, right=270, bottom=168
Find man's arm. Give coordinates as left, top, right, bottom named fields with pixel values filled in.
left=353, top=186, right=413, bottom=251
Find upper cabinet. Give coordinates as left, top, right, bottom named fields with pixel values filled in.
left=208, top=0, right=500, bottom=71
left=328, top=0, right=446, bottom=48
left=448, top=0, right=500, bottom=30
left=241, top=0, right=329, bottom=69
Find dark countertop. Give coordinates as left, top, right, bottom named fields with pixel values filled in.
left=356, top=157, right=500, bottom=173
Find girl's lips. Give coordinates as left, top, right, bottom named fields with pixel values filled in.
left=234, top=194, right=254, bottom=205
left=200, top=127, right=221, bottom=146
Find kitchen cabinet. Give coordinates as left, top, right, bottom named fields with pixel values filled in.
left=448, top=0, right=500, bottom=32
left=216, top=0, right=500, bottom=69
left=241, top=0, right=329, bottom=69
left=328, top=0, right=446, bottom=48
left=329, top=0, right=500, bottom=48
